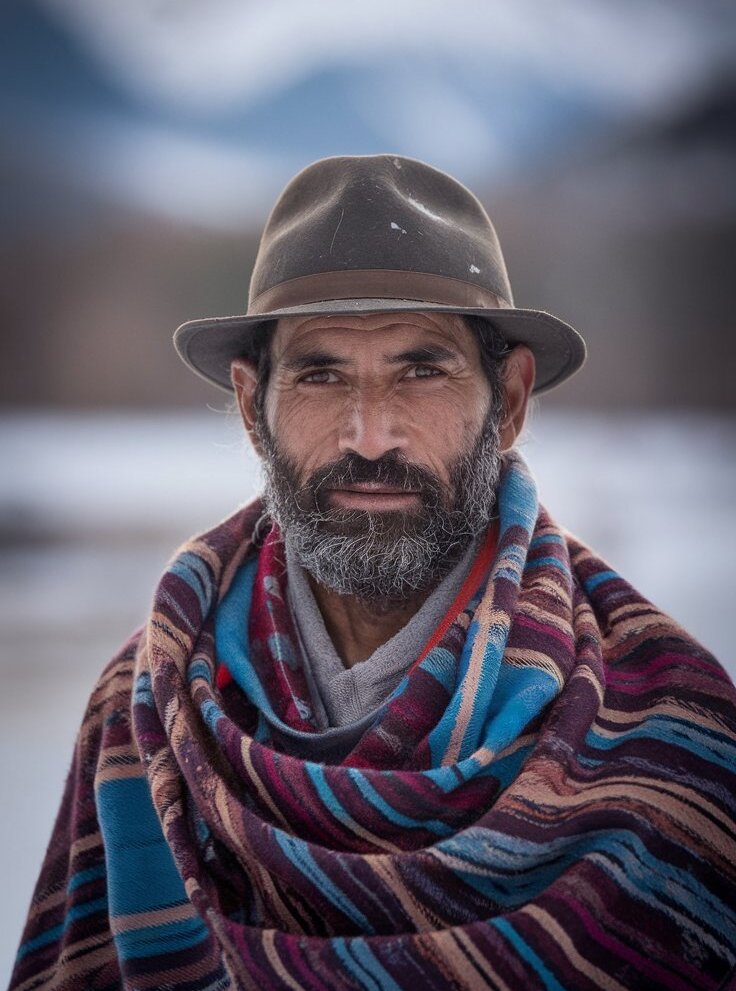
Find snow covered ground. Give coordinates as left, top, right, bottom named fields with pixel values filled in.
left=1, top=409, right=734, bottom=979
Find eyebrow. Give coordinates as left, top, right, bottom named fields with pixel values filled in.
left=280, top=344, right=458, bottom=372
left=387, top=345, right=458, bottom=365
left=280, top=351, right=351, bottom=371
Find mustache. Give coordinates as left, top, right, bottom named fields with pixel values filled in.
left=301, top=452, right=445, bottom=509
left=257, top=414, right=502, bottom=600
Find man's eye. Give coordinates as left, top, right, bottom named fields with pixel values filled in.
left=405, top=365, right=443, bottom=379
left=300, top=370, right=339, bottom=384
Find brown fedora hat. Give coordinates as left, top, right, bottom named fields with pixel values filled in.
left=174, top=154, right=586, bottom=394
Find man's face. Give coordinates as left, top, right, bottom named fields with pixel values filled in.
left=251, top=312, right=506, bottom=602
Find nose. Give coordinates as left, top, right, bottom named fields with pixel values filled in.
left=337, top=392, right=406, bottom=461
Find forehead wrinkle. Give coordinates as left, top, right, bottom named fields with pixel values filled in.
left=272, top=312, right=479, bottom=371
left=276, top=311, right=470, bottom=340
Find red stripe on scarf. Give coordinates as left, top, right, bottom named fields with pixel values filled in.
left=407, top=521, right=498, bottom=675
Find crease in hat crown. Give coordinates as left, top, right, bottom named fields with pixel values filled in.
left=174, top=153, right=587, bottom=395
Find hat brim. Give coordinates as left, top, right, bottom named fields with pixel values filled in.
left=173, top=299, right=586, bottom=395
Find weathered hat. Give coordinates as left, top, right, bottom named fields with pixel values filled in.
left=174, top=154, right=586, bottom=393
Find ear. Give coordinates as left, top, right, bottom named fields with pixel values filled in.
left=498, top=345, right=535, bottom=450
left=230, top=358, right=263, bottom=457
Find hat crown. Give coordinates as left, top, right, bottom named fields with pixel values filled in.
left=248, top=154, right=514, bottom=308
left=173, top=154, right=587, bottom=396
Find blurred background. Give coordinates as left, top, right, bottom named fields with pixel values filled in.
left=1, top=0, right=735, bottom=979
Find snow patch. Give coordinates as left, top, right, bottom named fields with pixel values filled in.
left=390, top=221, right=407, bottom=234
left=469, top=264, right=481, bottom=274
left=393, top=158, right=402, bottom=169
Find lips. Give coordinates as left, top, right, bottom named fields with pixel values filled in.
left=329, top=482, right=420, bottom=496
left=325, top=484, right=422, bottom=510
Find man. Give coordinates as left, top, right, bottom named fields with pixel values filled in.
left=11, top=155, right=736, bottom=990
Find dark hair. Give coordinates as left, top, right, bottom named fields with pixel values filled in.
left=244, top=314, right=511, bottom=423
left=464, top=314, right=512, bottom=423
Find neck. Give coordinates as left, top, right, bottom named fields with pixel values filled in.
left=307, top=577, right=431, bottom=668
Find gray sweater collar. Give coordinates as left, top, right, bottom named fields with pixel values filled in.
left=284, top=536, right=479, bottom=730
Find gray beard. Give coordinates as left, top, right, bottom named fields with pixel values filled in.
left=256, top=411, right=502, bottom=604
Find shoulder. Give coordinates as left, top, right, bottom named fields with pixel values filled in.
left=72, top=627, right=143, bottom=765
left=562, top=529, right=736, bottom=723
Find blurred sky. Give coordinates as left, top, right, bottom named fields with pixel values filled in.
left=4, top=0, right=733, bottom=216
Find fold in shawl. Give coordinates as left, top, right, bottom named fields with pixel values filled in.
left=11, top=452, right=736, bottom=990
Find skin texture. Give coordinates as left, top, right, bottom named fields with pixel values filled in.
left=232, top=311, right=535, bottom=666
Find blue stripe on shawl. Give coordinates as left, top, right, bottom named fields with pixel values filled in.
left=436, top=826, right=735, bottom=938
left=68, top=864, right=107, bottom=891
left=492, top=918, right=566, bottom=991
left=584, top=569, right=618, bottom=592
left=588, top=850, right=735, bottom=953
left=481, top=664, right=559, bottom=749
left=420, top=647, right=459, bottom=692
left=530, top=533, right=565, bottom=549
left=307, top=763, right=352, bottom=821
left=254, top=713, right=272, bottom=742
left=486, top=661, right=560, bottom=716
left=427, top=618, right=505, bottom=765
left=17, top=898, right=108, bottom=961
left=169, top=551, right=214, bottom=615
left=215, top=557, right=280, bottom=719
left=201, top=697, right=226, bottom=734
left=96, top=776, right=208, bottom=961
left=274, top=832, right=373, bottom=931
left=460, top=740, right=534, bottom=790
left=429, top=654, right=558, bottom=771
left=426, top=462, right=541, bottom=766
left=115, top=915, right=211, bottom=960
left=585, top=717, right=736, bottom=771
left=493, top=542, right=527, bottom=583
left=453, top=646, right=557, bottom=764
left=332, top=938, right=404, bottom=991
left=133, top=671, right=154, bottom=708
left=348, top=770, right=453, bottom=835
left=497, top=459, right=538, bottom=535
left=188, top=658, right=213, bottom=684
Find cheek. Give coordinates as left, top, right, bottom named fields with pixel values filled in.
left=418, top=422, right=473, bottom=474
left=411, top=383, right=488, bottom=434
left=398, top=394, right=487, bottom=477
left=268, top=392, right=339, bottom=474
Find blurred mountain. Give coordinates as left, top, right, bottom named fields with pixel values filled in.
left=1, top=0, right=626, bottom=224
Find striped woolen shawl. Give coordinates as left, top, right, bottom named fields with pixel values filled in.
left=11, top=451, right=736, bottom=991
